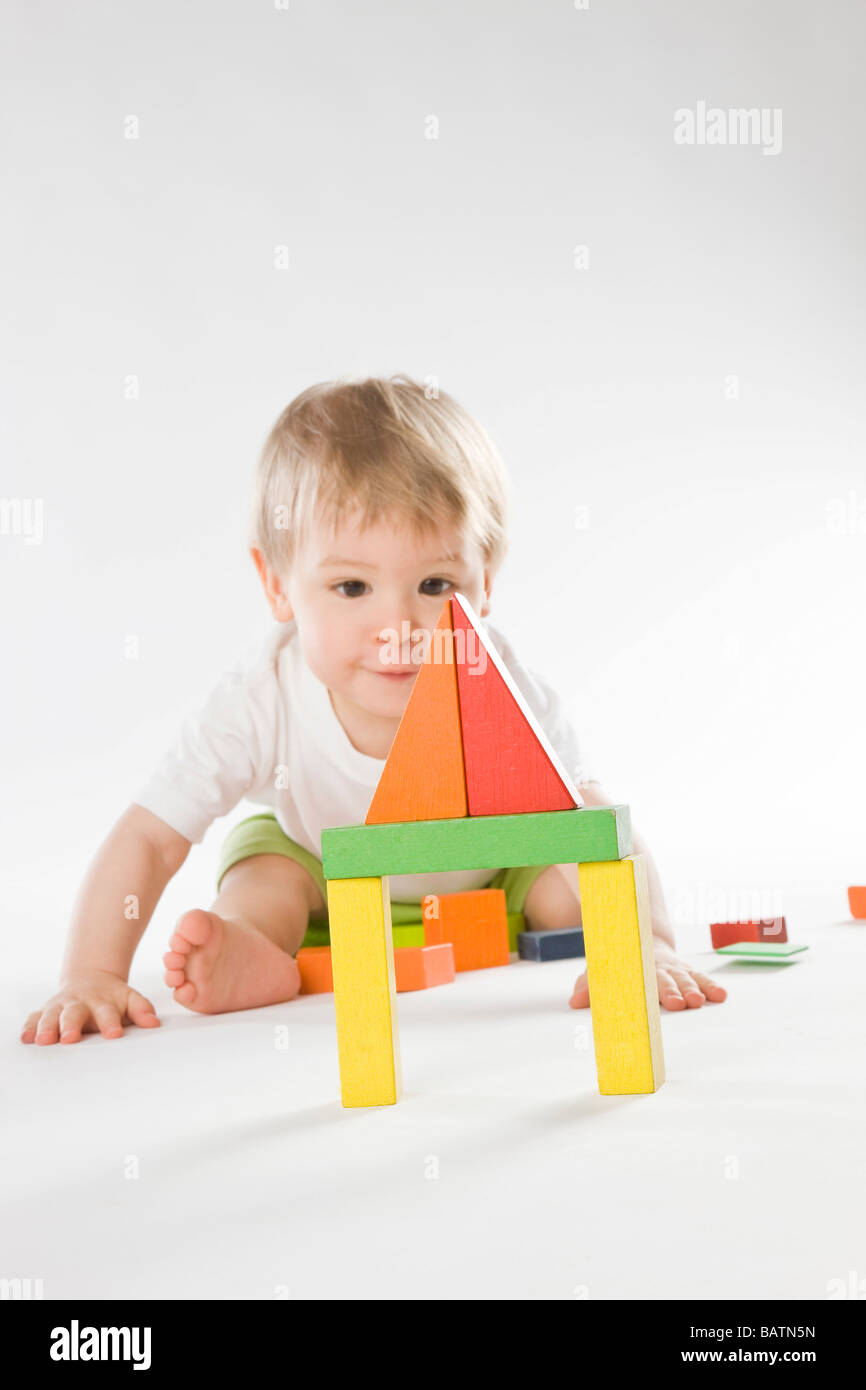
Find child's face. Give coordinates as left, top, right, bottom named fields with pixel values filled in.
left=254, top=508, right=493, bottom=727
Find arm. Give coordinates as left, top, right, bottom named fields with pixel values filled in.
left=577, top=781, right=676, bottom=949
left=60, top=803, right=192, bottom=981
left=23, top=803, right=193, bottom=1045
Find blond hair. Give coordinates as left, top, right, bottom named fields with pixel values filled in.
left=249, top=375, right=512, bottom=576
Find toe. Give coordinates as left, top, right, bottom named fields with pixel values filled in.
left=164, top=968, right=185, bottom=988
left=173, top=910, right=214, bottom=948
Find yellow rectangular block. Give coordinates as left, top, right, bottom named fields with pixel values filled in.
left=326, top=876, right=402, bottom=1107
left=576, top=854, right=665, bottom=1094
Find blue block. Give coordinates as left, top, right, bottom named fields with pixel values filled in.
left=518, top=928, right=585, bottom=961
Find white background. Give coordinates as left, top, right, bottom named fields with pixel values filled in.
left=2, top=2, right=864, bottom=976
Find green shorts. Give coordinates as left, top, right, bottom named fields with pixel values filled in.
left=216, top=812, right=550, bottom=933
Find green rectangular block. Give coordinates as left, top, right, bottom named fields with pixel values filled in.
left=322, top=806, right=632, bottom=881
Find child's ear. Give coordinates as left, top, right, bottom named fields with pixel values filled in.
left=478, top=566, right=493, bottom=620
left=250, top=546, right=294, bottom=622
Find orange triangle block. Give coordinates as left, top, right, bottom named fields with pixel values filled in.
left=365, top=598, right=468, bottom=824
left=451, top=592, right=583, bottom=816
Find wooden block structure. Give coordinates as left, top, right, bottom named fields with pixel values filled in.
left=710, top=918, right=787, bottom=950
left=324, top=805, right=664, bottom=1106
left=518, top=927, right=585, bottom=961
left=421, top=889, right=510, bottom=970
left=848, top=887, right=866, bottom=920
left=322, top=591, right=666, bottom=1107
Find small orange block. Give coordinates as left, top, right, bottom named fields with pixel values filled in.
left=296, top=946, right=334, bottom=994
left=393, top=942, right=456, bottom=992
left=421, top=888, right=510, bottom=971
left=848, top=887, right=866, bottom=919
left=710, top=918, right=787, bottom=949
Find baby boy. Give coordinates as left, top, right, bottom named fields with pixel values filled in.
left=21, top=375, right=726, bottom=1045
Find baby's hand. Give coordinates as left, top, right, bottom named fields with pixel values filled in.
left=20, top=970, right=161, bottom=1045
left=569, top=938, right=727, bottom=1011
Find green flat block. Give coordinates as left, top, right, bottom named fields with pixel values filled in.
left=715, top=941, right=808, bottom=961
left=322, top=806, right=632, bottom=881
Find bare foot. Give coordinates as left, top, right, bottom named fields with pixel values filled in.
left=162, top=909, right=302, bottom=1015
left=569, top=939, right=728, bottom=1012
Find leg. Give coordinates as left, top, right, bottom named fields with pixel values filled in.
left=163, top=853, right=326, bottom=1015
left=213, top=853, right=326, bottom=952
left=523, top=863, right=583, bottom=930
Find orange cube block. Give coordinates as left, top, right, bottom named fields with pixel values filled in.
left=394, top=943, right=456, bottom=992
left=421, top=888, right=510, bottom=971
left=848, top=887, right=866, bottom=919
left=296, top=945, right=334, bottom=994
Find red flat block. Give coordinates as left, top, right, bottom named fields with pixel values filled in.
left=848, top=887, right=866, bottom=919
left=710, top=918, right=787, bottom=950
left=394, top=943, right=456, bottom=992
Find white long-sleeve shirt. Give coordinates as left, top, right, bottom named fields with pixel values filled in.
left=132, top=617, right=595, bottom=902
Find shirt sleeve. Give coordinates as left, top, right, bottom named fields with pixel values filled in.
left=131, top=665, right=277, bottom=845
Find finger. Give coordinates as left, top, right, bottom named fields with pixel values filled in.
left=58, top=1001, right=91, bottom=1043
left=126, top=991, right=161, bottom=1028
left=34, top=1005, right=64, bottom=1045
left=657, top=969, right=687, bottom=1010
left=568, top=971, right=590, bottom=1009
left=20, top=1010, right=45, bottom=1043
left=91, top=1004, right=124, bottom=1040
left=690, top=970, right=728, bottom=1002
left=667, top=968, right=706, bottom=1008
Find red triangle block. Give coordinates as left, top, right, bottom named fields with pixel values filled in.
left=451, top=593, right=582, bottom=816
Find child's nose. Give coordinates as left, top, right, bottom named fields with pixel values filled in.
left=374, top=608, right=431, bottom=659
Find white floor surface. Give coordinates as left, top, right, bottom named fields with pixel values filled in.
left=3, top=894, right=864, bottom=1301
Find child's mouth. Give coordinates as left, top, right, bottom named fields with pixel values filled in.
left=368, top=666, right=417, bottom=681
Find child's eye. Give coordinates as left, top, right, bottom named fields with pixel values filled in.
left=420, top=578, right=455, bottom=596
left=333, top=581, right=369, bottom=598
